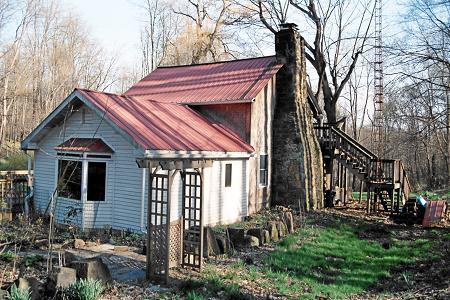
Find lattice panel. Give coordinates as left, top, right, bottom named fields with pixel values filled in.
left=182, top=171, right=203, bottom=269
left=169, top=218, right=182, bottom=268
left=149, top=224, right=167, bottom=275
left=147, top=173, right=169, bottom=281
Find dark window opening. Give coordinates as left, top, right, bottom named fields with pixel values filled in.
left=225, top=164, right=232, bottom=187
left=86, top=154, right=111, bottom=159
left=260, top=154, right=268, bottom=186
left=58, top=160, right=82, bottom=200
left=87, top=161, right=106, bottom=201
left=57, top=152, right=82, bottom=158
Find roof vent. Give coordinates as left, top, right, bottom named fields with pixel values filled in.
left=279, top=23, right=298, bottom=31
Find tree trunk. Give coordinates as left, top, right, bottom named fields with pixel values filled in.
left=447, top=88, right=450, bottom=187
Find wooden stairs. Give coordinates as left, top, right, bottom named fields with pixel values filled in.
left=314, top=124, right=412, bottom=214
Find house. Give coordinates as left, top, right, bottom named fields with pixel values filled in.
left=21, top=24, right=321, bottom=232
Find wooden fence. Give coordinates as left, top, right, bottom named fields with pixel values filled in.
left=0, top=170, right=32, bottom=219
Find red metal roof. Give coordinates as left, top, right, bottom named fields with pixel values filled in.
left=124, top=56, right=282, bottom=104
left=55, top=138, right=113, bottom=153
left=77, top=89, right=254, bottom=152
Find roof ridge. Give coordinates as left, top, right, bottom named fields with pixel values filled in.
left=76, top=88, right=125, bottom=98
left=156, top=55, right=276, bottom=69
left=79, top=88, right=195, bottom=107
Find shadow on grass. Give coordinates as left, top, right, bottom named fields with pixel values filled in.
left=179, top=212, right=444, bottom=300
left=265, top=216, right=434, bottom=299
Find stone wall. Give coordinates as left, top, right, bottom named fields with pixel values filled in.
left=271, top=24, right=323, bottom=211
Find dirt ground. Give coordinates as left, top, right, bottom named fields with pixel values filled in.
left=326, top=207, right=449, bottom=299
left=1, top=204, right=449, bottom=299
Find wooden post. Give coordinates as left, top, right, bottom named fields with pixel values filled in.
left=165, top=170, right=173, bottom=283
left=146, top=169, right=153, bottom=280
left=343, top=167, right=347, bottom=206
left=359, top=181, right=364, bottom=204
left=198, top=168, right=204, bottom=270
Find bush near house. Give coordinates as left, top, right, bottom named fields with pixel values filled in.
left=0, top=151, right=28, bottom=171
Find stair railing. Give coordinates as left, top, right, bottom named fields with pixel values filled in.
left=396, top=160, right=412, bottom=202
left=314, top=125, right=377, bottom=174
left=314, top=124, right=413, bottom=210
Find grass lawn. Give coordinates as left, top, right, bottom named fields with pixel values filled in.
left=352, top=191, right=368, bottom=201
left=180, top=213, right=446, bottom=300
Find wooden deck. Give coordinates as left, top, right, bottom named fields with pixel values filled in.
left=315, top=125, right=412, bottom=213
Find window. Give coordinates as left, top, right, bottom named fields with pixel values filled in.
left=58, top=160, right=82, bottom=200
left=57, top=158, right=107, bottom=201
left=260, top=154, right=268, bottom=186
left=87, top=162, right=106, bottom=201
left=225, top=164, right=232, bottom=187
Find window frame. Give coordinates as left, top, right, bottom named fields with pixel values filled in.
left=56, top=152, right=111, bottom=202
left=225, top=163, right=232, bottom=187
left=57, top=158, right=83, bottom=201
left=86, top=160, right=107, bottom=202
left=259, top=154, right=268, bottom=187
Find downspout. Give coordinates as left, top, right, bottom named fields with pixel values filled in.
left=140, top=168, right=147, bottom=232
left=24, top=151, right=34, bottom=218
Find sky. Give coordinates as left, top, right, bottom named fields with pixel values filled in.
left=61, top=0, right=143, bottom=67
left=60, top=0, right=406, bottom=69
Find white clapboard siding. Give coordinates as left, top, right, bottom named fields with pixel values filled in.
left=34, top=106, right=142, bottom=230
left=203, top=160, right=248, bottom=226
left=141, top=161, right=249, bottom=228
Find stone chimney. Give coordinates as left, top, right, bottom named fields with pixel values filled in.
left=271, top=23, right=323, bottom=211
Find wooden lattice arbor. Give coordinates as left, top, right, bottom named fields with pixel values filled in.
left=136, top=159, right=212, bottom=284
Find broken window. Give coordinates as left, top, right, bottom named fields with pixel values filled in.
left=58, top=160, right=82, bottom=200
left=260, top=154, right=268, bottom=186
left=87, top=161, right=106, bottom=201
left=225, top=164, right=232, bottom=187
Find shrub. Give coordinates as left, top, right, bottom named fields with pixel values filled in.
left=0, top=250, right=16, bottom=262
left=6, top=285, right=31, bottom=300
left=68, top=279, right=104, bottom=300
left=24, top=254, right=44, bottom=267
left=0, top=152, right=28, bottom=171
left=186, top=291, right=204, bottom=300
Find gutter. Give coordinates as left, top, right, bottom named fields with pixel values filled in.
left=143, top=150, right=253, bottom=160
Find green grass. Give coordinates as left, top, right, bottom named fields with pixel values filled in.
left=411, top=188, right=450, bottom=201
left=67, top=279, right=104, bottom=300
left=186, top=291, right=204, bottom=300
left=265, top=223, right=433, bottom=299
left=6, top=285, right=31, bottom=300
left=185, top=216, right=440, bottom=300
left=352, top=192, right=368, bottom=201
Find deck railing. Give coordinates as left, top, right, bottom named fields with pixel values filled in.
left=314, top=125, right=412, bottom=207
left=314, top=125, right=377, bottom=175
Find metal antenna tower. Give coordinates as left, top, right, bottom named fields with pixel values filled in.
left=373, top=0, right=384, bottom=157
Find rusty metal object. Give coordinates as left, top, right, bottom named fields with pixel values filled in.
left=422, top=200, right=447, bottom=227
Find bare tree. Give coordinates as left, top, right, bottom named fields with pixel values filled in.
left=0, top=0, right=118, bottom=144
left=388, top=0, right=450, bottom=187
left=0, top=0, right=34, bottom=144
left=168, top=0, right=235, bottom=65
left=138, top=0, right=178, bottom=74
left=235, top=0, right=375, bottom=124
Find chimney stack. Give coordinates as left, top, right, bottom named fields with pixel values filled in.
left=271, top=24, right=323, bottom=211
